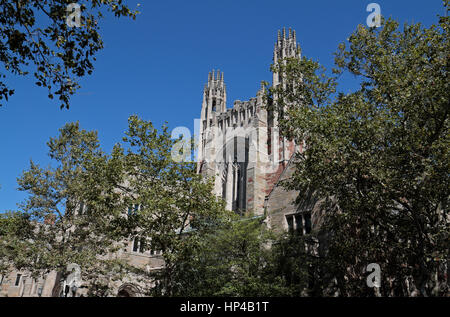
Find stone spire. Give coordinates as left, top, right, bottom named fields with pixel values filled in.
left=198, top=69, right=227, bottom=177
left=201, top=69, right=227, bottom=125
left=274, top=27, right=301, bottom=61
left=273, top=27, right=301, bottom=86
left=206, top=69, right=225, bottom=91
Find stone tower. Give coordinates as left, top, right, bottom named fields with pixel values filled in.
left=198, top=28, right=301, bottom=215
left=272, top=27, right=301, bottom=165
left=273, top=27, right=301, bottom=87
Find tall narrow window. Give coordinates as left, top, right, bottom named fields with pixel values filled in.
left=132, top=238, right=139, bottom=252
left=295, top=214, right=304, bottom=235
left=139, top=238, right=146, bottom=253
left=305, top=213, right=312, bottom=234
left=15, top=274, right=22, bottom=286
left=286, top=215, right=294, bottom=233
left=222, top=170, right=227, bottom=200
left=286, top=213, right=312, bottom=235
left=267, top=111, right=274, bottom=155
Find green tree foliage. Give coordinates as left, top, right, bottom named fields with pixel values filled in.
left=0, top=116, right=229, bottom=296
left=166, top=216, right=315, bottom=297
left=0, top=122, right=129, bottom=294
left=0, top=0, right=139, bottom=109
left=113, top=115, right=228, bottom=296
left=268, top=2, right=449, bottom=296
left=166, top=216, right=274, bottom=297
left=268, top=233, right=318, bottom=296
left=0, top=211, right=35, bottom=276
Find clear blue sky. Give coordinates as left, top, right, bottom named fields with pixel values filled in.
left=0, top=0, right=446, bottom=212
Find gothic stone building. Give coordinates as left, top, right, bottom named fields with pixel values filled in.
left=0, top=28, right=322, bottom=297
left=198, top=27, right=322, bottom=234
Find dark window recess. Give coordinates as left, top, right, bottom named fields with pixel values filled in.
left=287, top=213, right=313, bottom=235
left=233, top=137, right=248, bottom=213
left=222, top=173, right=227, bottom=199
left=294, top=214, right=303, bottom=235
left=305, top=213, right=312, bottom=234
left=222, top=146, right=228, bottom=200
left=139, top=238, right=146, bottom=253
left=267, top=111, right=274, bottom=155
left=15, top=274, right=22, bottom=286
left=132, top=238, right=139, bottom=252
left=286, top=215, right=294, bottom=233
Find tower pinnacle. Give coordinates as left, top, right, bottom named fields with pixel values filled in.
left=273, top=27, right=301, bottom=86
left=201, top=69, right=227, bottom=127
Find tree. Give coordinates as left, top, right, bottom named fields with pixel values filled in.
left=0, top=0, right=139, bottom=109
left=167, top=215, right=295, bottom=297
left=0, top=121, right=130, bottom=295
left=166, top=213, right=324, bottom=297
left=269, top=2, right=449, bottom=296
left=0, top=211, right=35, bottom=276
left=113, top=115, right=229, bottom=296
left=0, top=115, right=231, bottom=296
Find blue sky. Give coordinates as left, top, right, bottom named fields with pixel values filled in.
left=0, top=0, right=446, bottom=212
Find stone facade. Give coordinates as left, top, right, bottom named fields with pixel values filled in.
left=198, top=27, right=300, bottom=216
left=0, top=237, right=165, bottom=297
left=0, top=269, right=59, bottom=297
left=264, top=159, right=326, bottom=236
